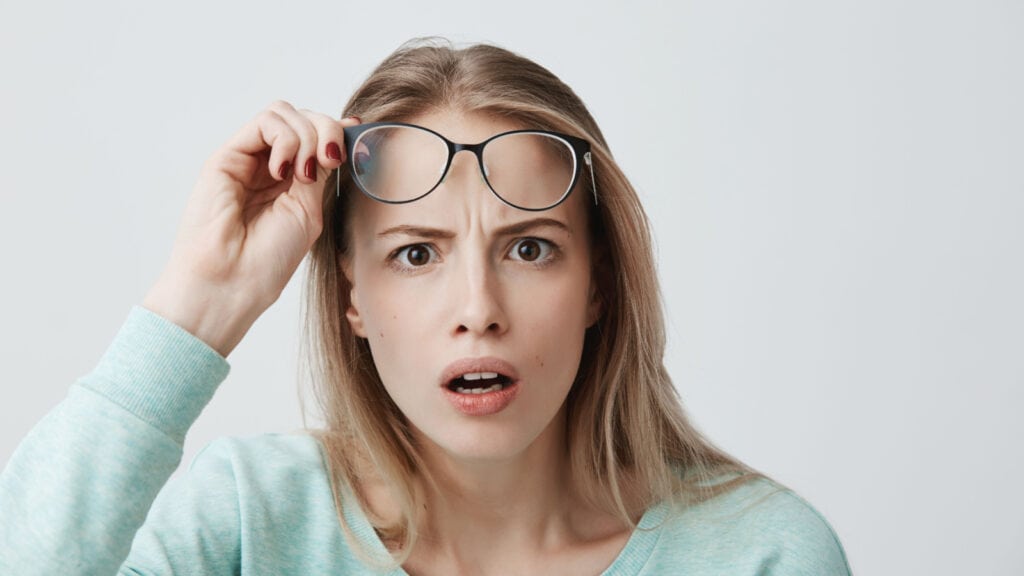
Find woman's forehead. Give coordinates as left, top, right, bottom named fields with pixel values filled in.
left=402, top=108, right=526, bottom=144
left=349, top=188, right=584, bottom=239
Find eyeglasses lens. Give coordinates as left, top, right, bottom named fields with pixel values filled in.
left=350, top=126, right=577, bottom=210
left=481, top=132, right=576, bottom=210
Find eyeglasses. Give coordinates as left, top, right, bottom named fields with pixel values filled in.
left=336, top=122, right=597, bottom=211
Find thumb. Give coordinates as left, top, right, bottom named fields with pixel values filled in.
left=280, top=173, right=328, bottom=242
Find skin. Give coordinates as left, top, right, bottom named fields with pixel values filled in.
left=344, top=109, right=599, bottom=463
left=343, top=110, right=634, bottom=575
left=143, top=101, right=635, bottom=575
left=144, top=101, right=356, bottom=357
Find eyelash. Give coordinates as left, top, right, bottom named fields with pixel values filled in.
left=387, top=238, right=560, bottom=272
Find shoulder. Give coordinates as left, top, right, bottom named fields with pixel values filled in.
left=652, top=477, right=852, bottom=575
left=186, top=432, right=332, bottom=497
left=182, top=433, right=351, bottom=550
left=176, top=432, right=341, bottom=530
left=190, top=432, right=326, bottom=471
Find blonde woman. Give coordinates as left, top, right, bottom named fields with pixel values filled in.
left=0, top=40, right=851, bottom=575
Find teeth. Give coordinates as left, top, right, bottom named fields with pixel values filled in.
left=462, top=372, right=499, bottom=381
left=453, top=383, right=503, bottom=394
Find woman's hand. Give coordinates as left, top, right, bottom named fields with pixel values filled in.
left=143, top=101, right=359, bottom=357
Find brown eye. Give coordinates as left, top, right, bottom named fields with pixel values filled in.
left=517, top=240, right=541, bottom=261
left=510, top=238, right=553, bottom=263
left=400, top=244, right=433, bottom=266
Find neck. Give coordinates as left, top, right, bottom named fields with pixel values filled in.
left=410, top=405, right=592, bottom=563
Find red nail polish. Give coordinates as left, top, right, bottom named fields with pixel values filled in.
left=304, top=157, right=316, bottom=180
left=279, top=161, right=292, bottom=179
left=326, top=142, right=341, bottom=161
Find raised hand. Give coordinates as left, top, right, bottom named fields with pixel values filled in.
left=143, top=101, right=359, bottom=357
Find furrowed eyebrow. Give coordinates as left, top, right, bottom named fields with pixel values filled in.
left=493, top=217, right=572, bottom=237
left=376, top=218, right=572, bottom=240
left=376, top=225, right=456, bottom=240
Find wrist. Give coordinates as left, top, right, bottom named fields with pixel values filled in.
left=142, top=276, right=261, bottom=358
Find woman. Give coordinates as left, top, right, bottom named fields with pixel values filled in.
left=0, top=39, right=851, bottom=574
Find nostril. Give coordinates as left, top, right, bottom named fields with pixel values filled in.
left=456, top=322, right=501, bottom=334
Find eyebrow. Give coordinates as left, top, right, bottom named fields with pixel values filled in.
left=376, top=217, right=573, bottom=240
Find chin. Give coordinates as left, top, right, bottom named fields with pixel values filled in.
left=415, top=421, right=544, bottom=464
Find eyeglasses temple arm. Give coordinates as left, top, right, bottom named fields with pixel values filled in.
left=584, top=151, right=598, bottom=205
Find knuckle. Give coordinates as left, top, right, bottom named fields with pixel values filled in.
left=256, top=109, right=281, bottom=126
left=295, top=119, right=317, bottom=145
left=301, top=109, right=333, bottom=125
left=278, top=130, right=300, bottom=149
left=268, top=99, right=293, bottom=112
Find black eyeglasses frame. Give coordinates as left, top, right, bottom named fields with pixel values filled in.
left=336, top=121, right=597, bottom=212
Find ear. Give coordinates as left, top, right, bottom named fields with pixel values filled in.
left=339, top=253, right=368, bottom=338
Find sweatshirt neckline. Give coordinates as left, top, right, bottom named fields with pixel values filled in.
left=339, top=481, right=667, bottom=576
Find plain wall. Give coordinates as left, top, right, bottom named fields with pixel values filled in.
left=1, top=1, right=1021, bottom=574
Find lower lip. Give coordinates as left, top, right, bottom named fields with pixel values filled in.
left=443, top=382, right=520, bottom=416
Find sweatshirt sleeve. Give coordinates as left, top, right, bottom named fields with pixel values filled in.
left=0, top=305, right=231, bottom=575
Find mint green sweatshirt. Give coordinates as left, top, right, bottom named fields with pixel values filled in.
left=0, top=306, right=852, bottom=574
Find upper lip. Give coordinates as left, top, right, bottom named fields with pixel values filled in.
left=440, top=357, right=520, bottom=388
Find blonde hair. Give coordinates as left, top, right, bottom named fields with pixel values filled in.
left=302, top=37, right=763, bottom=567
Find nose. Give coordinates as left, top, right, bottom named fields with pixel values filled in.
left=450, top=254, right=508, bottom=338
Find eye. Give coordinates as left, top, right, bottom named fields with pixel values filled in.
left=394, top=243, right=436, bottom=267
left=508, top=238, right=554, bottom=263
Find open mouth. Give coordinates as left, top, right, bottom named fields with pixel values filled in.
left=446, top=372, right=514, bottom=394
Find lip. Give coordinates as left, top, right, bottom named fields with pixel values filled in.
left=440, top=357, right=521, bottom=416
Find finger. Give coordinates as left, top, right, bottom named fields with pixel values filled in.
left=270, top=101, right=321, bottom=184
left=284, top=114, right=362, bottom=215
left=339, top=116, right=362, bottom=163
left=298, top=109, right=346, bottom=174
left=224, top=108, right=300, bottom=182
left=285, top=114, right=362, bottom=231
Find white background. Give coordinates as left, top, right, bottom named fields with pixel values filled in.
left=2, top=1, right=1021, bottom=574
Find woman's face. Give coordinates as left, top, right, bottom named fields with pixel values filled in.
left=342, top=109, right=600, bottom=463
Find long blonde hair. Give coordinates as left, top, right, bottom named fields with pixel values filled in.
left=302, top=37, right=762, bottom=567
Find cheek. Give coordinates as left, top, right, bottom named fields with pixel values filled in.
left=512, top=268, right=593, bottom=367
left=354, top=262, right=418, bottom=338
left=357, top=276, right=442, bottom=401
left=363, top=289, right=424, bottom=359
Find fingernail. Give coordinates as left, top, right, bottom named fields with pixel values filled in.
left=279, top=161, right=292, bottom=180
left=326, top=142, right=342, bottom=161
left=304, top=157, right=316, bottom=181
